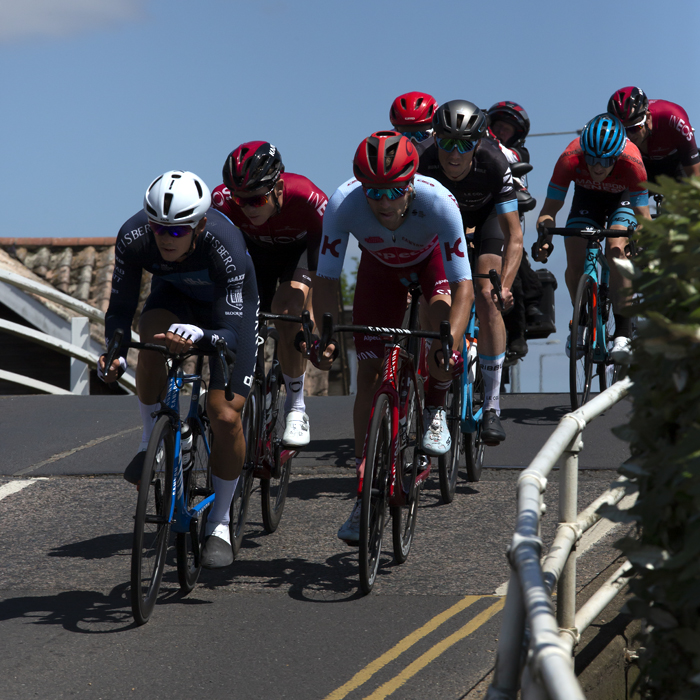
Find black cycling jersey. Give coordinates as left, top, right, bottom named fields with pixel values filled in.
left=418, top=138, right=518, bottom=230
left=106, top=208, right=258, bottom=360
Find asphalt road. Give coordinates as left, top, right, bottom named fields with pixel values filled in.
left=0, top=393, right=632, bottom=699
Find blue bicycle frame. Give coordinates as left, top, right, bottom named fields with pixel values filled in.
left=583, top=243, right=612, bottom=365
left=460, top=303, right=481, bottom=434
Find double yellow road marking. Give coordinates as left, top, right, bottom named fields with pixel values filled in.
left=323, top=595, right=505, bottom=700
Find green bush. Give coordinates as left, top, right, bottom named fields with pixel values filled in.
left=615, top=176, right=700, bottom=699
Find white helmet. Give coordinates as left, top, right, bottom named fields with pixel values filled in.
left=143, top=170, right=211, bottom=226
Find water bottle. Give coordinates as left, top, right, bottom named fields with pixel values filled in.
left=181, top=422, right=193, bottom=469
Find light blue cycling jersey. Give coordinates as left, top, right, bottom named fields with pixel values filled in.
left=316, top=176, right=472, bottom=283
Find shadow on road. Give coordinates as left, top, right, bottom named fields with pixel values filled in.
left=502, top=404, right=570, bottom=426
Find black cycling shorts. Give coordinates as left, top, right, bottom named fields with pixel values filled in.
left=565, top=188, right=637, bottom=232
left=246, top=239, right=312, bottom=313
left=470, top=209, right=505, bottom=258
left=142, top=279, right=257, bottom=397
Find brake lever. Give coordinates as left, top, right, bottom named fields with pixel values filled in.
left=439, top=320, right=452, bottom=372
left=489, top=269, right=504, bottom=312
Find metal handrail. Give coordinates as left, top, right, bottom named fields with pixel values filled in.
left=486, top=377, right=634, bottom=700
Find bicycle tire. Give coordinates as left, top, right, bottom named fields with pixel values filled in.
left=261, top=358, right=292, bottom=533
left=229, top=391, right=257, bottom=557
left=176, top=398, right=213, bottom=593
left=392, top=373, right=421, bottom=563
left=438, top=377, right=462, bottom=502
left=464, top=362, right=485, bottom=483
left=131, top=415, right=174, bottom=625
left=570, top=275, right=595, bottom=410
left=359, top=394, right=391, bottom=594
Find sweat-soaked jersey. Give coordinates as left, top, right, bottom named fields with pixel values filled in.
left=106, top=208, right=258, bottom=358
left=211, top=172, right=327, bottom=270
left=417, top=137, right=518, bottom=230
left=546, top=138, right=649, bottom=208
left=316, top=175, right=471, bottom=284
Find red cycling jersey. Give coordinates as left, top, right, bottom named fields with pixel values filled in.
left=211, top=172, right=327, bottom=269
left=644, top=99, right=699, bottom=169
left=547, top=138, right=648, bottom=207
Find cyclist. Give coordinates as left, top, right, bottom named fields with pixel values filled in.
left=486, top=101, right=543, bottom=362
left=533, top=114, right=651, bottom=362
left=418, top=100, right=524, bottom=443
left=607, top=86, right=700, bottom=182
left=211, top=142, right=328, bottom=448
left=309, top=131, right=473, bottom=543
left=98, top=170, right=259, bottom=569
left=389, top=91, right=439, bottom=155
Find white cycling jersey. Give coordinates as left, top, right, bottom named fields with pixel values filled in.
left=316, top=175, right=472, bottom=283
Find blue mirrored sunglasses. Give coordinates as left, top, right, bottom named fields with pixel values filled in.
left=437, top=138, right=476, bottom=154
left=584, top=154, right=618, bottom=169
left=363, top=186, right=409, bottom=201
left=148, top=220, right=196, bottom=237
left=400, top=130, right=432, bottom=143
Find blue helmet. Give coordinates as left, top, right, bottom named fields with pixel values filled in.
left=579, top=114, right=627, bottom=159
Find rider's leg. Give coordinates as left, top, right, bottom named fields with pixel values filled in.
left=564, top=237, right=587, bottom=304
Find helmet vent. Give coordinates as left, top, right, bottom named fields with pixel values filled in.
left=145, top=203, right=157, bottom=217
left=384, top=142, right=398, bottom=170
left=194, top=180, right=203, bottom=197
left=366, top=141, right=379, bottom=175
left=163, top=193, right=173, bottom=216
left=174, top=208, right=194, bottom=220
left=400, top=99, right=407, bottom=109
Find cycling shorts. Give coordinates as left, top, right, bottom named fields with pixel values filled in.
left=565, top=188, right=637, bottom=233
left=142, top=279, right=257, bottom=397
left=352, top=244, right=450, bottom=360
left=246, top=238, right=312, bottom=313
left=470, top=209, right=505, bottom=258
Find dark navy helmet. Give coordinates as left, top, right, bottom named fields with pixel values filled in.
left=579, top=114, right=627, bottom=159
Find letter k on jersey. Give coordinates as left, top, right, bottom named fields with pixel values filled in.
left=322, top=235, right=341, bottom=257
left=444, top=238, right=464, bottom=261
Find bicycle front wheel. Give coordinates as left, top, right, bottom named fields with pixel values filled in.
left=261, top=361, right=292, bottom=533
left=131, top=415, right=174, bottom=625
left=464, top=361, right=485, bottom=483
left=392, top=373, right=421, bottom=564
left=570, top=275, right=596, bottom=410
left=359, top=394, right=391, bottom=594
left=229, top=391, right=256, bottom=557
left=438, top=377, right=462, bottom=503
left=176, top=406, right=213, bottom=593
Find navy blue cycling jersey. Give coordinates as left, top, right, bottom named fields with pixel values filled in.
left=106, top=208, right=258, bottom=357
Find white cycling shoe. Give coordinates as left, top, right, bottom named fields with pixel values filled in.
left=611, top=336, right=632, bottom=364
left=337, top=499, right=361, bottom=544
left=421, top=407, right=451, bottom=456
left=282, top=410, right=310, bottom=447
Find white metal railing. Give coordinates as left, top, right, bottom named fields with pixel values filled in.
left=486, top=377, right=634, bottom=700
left=0, top=268, right=137, bottom=394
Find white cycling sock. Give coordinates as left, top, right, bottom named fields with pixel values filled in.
left=138, top=400, right=160, bottom=451
left=480, top=352, right=505, bottom=415
left=283, top=373, right=306, bottom=414
left=208, top=474, right=239, bottom=529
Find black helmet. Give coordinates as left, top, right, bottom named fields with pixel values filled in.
left=432, top=100, right=488, bottom=141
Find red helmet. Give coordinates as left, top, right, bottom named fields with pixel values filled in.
left=607, top=86, right=649, bottom=124
left=222, top=141, right=284, bottom=191
left=353, top=131, right=419, bottom=187
left=389, top=91, right=438, bottom=127
left=487, top=101, right=531, bottom=145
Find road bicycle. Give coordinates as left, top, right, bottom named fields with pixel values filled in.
left=306, top=286, right=454, bottom=594
left=104, top=329, right=234, bottom=625
left=543, top=226, right=635, bottom=409
left=228, top=312, right=301, bottom=555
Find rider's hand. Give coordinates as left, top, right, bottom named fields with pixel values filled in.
left=154, top=323, right=203, bottom=354
left=97, top=354, right=126, bottom=383
left=430, top=347, right=463, bottom=382
left=299, top=337, right=338, bottom=371
left=533, top=222, right=554, bottom=262
left=499, top=286, right=515, bottom=313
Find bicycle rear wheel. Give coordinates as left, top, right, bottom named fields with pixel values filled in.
left=464, top=362, right=485, bottom=483
left=176, top=406, right=213, bottom=593
left=392, top=373, right=421, bottom=563
left=570, top=275, right=595, bottom=410
left=261, top=358, right=292, bottom=533
left=438, top=377, right=462, bottom=503
left=229, top=391, right=256, bottom=557
left=359, top=394, right=391, bottom=594
left=131, top=415, right=174, bottom=625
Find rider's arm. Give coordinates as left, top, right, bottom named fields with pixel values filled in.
left=684, top=162, right=700, bottom=178
left=533, top=197, right=565, bottom=262
left=497, top=209, right=523, bottom=308
left=448, top=280, right=472, bottom=352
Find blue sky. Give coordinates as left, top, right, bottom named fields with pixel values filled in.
left=1, top=0, right=698, bottom=392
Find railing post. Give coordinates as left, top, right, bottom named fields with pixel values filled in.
left=70, top=316, right=90, bottom=395
left=557, top=432, right=582, bottom=634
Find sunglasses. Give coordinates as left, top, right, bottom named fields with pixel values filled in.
left=624, top=117, right=646, bottom=135
left=437, top=138, right=476, bottom=154
left=149, top=220, right=196, bottom=237
left=231, top=185, right=275, bottom=209
left=400, top=130, right=432, bottom=143
left=584, top=154, right=618, bottom=169
left=363, top=185, right=410, bottom=201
